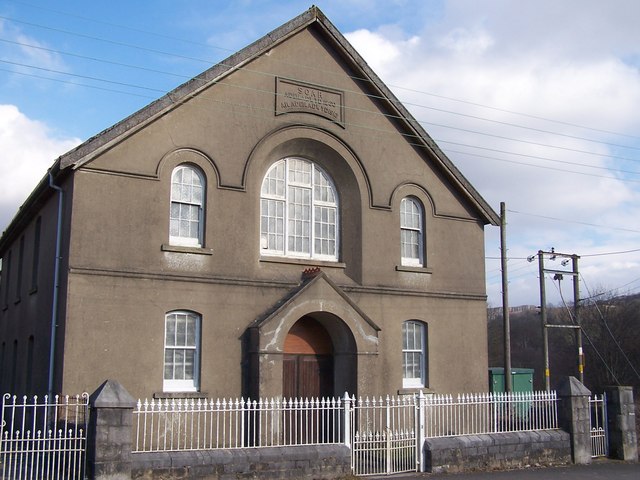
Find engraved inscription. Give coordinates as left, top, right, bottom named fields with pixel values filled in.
left=276, top=78, right=344, bottom=127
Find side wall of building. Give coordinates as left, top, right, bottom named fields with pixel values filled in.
left=0, top=175, right=74, bottom=396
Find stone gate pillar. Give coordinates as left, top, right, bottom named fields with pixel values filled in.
left=87, top=379, right=137, bottom=479
left=557, top=376, right=591, bottom=464
left=604, top=385, right=638, bottom=461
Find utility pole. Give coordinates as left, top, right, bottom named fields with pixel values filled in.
left=535, top=249, right=583, bottom=391
left=572, top=255, right=584, bottom=382
left=538, top=251, right=550, bottom=391
left=500, top=203, right=512, bottom=392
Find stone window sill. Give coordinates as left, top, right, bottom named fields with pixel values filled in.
left=395, top=265, right=433, bottom=274
left=260, top=256, right=346, bottom=269
left=398, top=387, right=435, bottom=396
left=161, top=244, right=213, bottom=255
left=153, top=391, right=209, bottom=399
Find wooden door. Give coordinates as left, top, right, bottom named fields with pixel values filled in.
left=283, top=316, right=334, bottom=399
left=283, top=354, right=333, bottom=399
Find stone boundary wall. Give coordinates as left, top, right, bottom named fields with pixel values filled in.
left=424, top=430, right=571, bottom=474
left=131, top=444, right=351, bottom=480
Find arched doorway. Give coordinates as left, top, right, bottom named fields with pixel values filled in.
left=283, top=316, right=334, bottom=399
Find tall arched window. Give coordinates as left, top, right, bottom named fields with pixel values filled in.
left=164, top=311, right=201, bottom=392
left=260, top=158, right=339, bottom=261
left=400, top=197, right=424, bottom=267
left=170, top=165, right=205, bottom=247
left=402, top=320, right=428, bottom=388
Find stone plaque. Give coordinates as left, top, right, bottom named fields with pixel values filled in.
left=276, top=78, right=345, bottom=127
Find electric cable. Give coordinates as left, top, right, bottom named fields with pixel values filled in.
left=551, top=276, right=621, bottom=385
left=6, top=0, right=640, bottom=144
left=5, top=36, right=640, bottom=169
left=580, top=274, right=640, bottom=382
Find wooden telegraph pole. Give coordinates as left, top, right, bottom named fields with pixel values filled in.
left=500, top=202, right=512, bottom=392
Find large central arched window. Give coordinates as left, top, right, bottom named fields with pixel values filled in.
left=260, top=158, right=339, bottom=261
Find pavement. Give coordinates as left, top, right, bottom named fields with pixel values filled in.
left=368, top=459, right=640, bottom=479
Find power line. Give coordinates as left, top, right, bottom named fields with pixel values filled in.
left=12, top=0, right=638, bottom=145
left=0, top=66, right=156, bottom=98
left=551, top=276, right=621, bottom=385
left=5, top=35, right=640, bottom=169
left=0, top=58, right=166, bottom=92
left=445, top=148, right=640, bottom=178
left=2, top=8, right=640, bottom=150
left=5, top=0, right=235, bottom=54
left=580, top=275, right=640, bottom=382
left=508, top=210, right=640, bottom=234
left=4, top=55, right=640, bottom=187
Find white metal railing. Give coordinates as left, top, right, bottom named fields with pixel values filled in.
left=348, top=395, right=418, bottom=475
left=589, top=393, right=608, bottom=458
left=133, top=396, right=344, bottom=452
left=423, top=390, right=559, bottom=437
left=132, top=390, right=559, bottom=456
left=1, top=393, right=89, bottom=480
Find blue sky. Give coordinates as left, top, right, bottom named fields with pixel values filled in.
left=1, top=0, right=640, bottom=308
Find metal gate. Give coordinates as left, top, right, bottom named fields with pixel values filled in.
left=1, top=392, right=89, bottom=480
left=349, top=395, right=419, bottom=476
left=589, top=393, right=608, bottom=458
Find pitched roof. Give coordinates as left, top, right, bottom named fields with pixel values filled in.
left=249, top=269, right=381, bottom=333
left=2, top=6, right=498, bottom=246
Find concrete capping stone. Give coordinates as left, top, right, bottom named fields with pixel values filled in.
left=557, top=376, right=591, bottom=397
left=424, top=431, right=571, bottom=474
left=90, top=379, right=137, bottom=409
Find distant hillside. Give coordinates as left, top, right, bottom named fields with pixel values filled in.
left=488, top=294, right=640, bottom=392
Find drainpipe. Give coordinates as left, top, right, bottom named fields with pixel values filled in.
left=48, top=171, right=64, bottom=398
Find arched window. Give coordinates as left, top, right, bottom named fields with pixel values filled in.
left=170, top=165, right=205, bottom=247
left=260, top=158, right=339, bottom=261
left=164, top=311, right=201, bottom=392
left=400, top=197, right=424, bottom=267
left=402, top=320, right=428, bottom=388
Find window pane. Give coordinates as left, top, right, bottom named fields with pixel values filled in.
left=164, top=351, right=174, bottom=380
left=174, top=350, right=185, bottom=379
left=260, top=158, right=338, bottom=260
left=170, top=166, right=205, bottom=245
left=182, top=168, right=192, bottom=185
left=164, top=313, right=199, bottom=389
left=401, top=198, right=423, bottom=265
left=260, top=198, right=285, bottom=253
left=184, top=351, right=195, bottom=379
left=401, top=198, right=421, bottom=229
left=289, top=158, right=311, bottom=185
left=262, top=160, right=285, bottom=197
left=402, top=321, right=427, bottom=386
left=176, top=318, right=186, bottom=346
left=171, top=184, right=182, bottom=201
left=287, top=185, right=311, bottom=254
left=166, top=317, right=176, bottom=346
left=186, top=318, right=196, bottom=345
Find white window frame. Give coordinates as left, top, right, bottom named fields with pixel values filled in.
left=400, top=197, right=424, bottom=267
left=402, top=320, right=427, bottom=388
left=170, top=165, right=205, bottom=247
left=260, top=157, right=339, bottom=261
left=163, top=311, right=201, bottom=392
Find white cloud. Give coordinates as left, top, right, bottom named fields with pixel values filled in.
left=437, top=27, right=494, bottom=56
left=345, top=0, right=640, bottom=305
left=0, top=105, right=80, bottom=231
left=0, top=20, right=68, bottom=82
left=345, top=29, right=420, bottom=78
